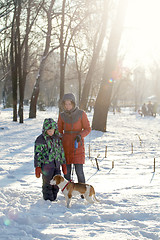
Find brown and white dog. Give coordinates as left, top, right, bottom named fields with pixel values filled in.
left=50, top=175, right=99, bottom=208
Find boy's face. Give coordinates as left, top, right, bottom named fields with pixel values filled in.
left=46, top=128, right=55, bottom=136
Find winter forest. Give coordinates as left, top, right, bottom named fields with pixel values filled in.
left=0, top=0, right=160, bottom=128
left=0, top=0, right=160, bottom=239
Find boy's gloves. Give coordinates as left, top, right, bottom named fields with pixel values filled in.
left=62, top=164, right=67, bottom=175
left=74, top=135, right=81, bottom=142
left=35, top=167, right=42, bottom=178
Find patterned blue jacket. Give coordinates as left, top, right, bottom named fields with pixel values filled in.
left=34, top=118, right=66, bottom=168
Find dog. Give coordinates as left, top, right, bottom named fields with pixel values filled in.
left=50, top=175, right=99, bottom=208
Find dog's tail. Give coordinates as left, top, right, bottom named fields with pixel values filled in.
left=93, top=194, right=100, bottom=202
left=90, top=186, right=100, bottom=203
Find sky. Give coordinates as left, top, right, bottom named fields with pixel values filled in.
left=0, top=105, right=160, bottom=239
left=123, top=0, right=160, bottom=68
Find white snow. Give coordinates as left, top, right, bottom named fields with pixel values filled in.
left=0, top=106, right=160, bottom=240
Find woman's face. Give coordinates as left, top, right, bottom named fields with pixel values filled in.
left=64, top=100, right=73, bottom=111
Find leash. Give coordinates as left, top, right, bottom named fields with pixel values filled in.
left=85, top=157, right=105, bottom=183
left=61, top=164, right=74, bottom=192
left=86, top=169, right=99, bottom=183
left=71, top=164, right=75, bottom=181
left=61, top=180, right=72, bottom=192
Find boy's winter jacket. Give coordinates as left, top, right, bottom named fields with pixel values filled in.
left=34, top=118, right=66, bottom=169
left=58, top=93, right=91, bottom=165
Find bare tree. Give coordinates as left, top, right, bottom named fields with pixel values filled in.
left=29, top=0, right=56, bottom=118
left=0, top=5, right=12, bottom=108
left=9, top=0, right=44, bottom=122
left=133, top=67, right=146, bottom=111
left=72, top=40, right=85, bottom=103
left=10, top=1, right=19, bottom=121
left=59, top=0, right=91, bottom=101
left=0, top=0, right=14, bottom=19
left=92, top=0, right=128, bottom=132
left=80, top=0, right=109, bottom=111
left=59, top=0, right=66, bottom=101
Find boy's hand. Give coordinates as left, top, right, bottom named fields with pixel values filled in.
left=62, top=164, right=67, bottom=175
left=35, top=167, right=42, bottom=178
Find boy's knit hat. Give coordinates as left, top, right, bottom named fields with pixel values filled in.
left=42, top=118, right=59, bottom=135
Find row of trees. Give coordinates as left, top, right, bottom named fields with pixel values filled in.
left=1, top=0, right=129, bottom=131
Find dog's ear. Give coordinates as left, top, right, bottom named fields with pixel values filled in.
left=57, top=175, right=61, bottom=185
left=53, top=175, right=58, bottom=183
left=54, top=175, right=64, bottom=185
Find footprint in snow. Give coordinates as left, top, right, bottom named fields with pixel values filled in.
left=7, top=175, right=15, bottom=179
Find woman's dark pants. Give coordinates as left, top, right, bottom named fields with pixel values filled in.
left=64, top=164, right=85, bottom=183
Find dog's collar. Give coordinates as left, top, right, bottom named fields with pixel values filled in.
left=61, top=180, right=72, bottom=192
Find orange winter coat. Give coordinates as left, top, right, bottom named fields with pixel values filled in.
left=58, top=108, right=91, bottom=165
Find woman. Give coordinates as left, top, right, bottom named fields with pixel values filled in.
left=58, top=93, right=91, bottom=185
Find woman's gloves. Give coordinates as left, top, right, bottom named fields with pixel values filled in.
left=62, top=164, right=67, bottom=175
left=35, top=167, right=42, bottom=178
left=74, top=135, right=81, bottom=142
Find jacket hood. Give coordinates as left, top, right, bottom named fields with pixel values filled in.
left=61, top=93, right=76, bottom=111
left=42, top=118, right=59, bottom=136
left=62, top=93, right=76, bottom=104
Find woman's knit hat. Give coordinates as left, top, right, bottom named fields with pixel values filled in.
left=62, top=93, right=76, bottom=104
left=61, top=93, right=76, bottom=111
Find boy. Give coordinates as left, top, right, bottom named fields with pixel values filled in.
left=34, top=118, right=67, bottom=201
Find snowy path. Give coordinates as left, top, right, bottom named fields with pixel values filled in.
left=0, top=107, right=160, bottom=240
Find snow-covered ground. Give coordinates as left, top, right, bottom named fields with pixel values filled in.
left=0, top=106, right=160, bottom=240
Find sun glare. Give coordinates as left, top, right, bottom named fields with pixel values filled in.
left=123, top=0, right=160, bottom=67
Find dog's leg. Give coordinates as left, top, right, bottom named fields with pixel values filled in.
left=84, top=194, right=94, bottom=203
left=64, top=195, right=68, bottom=205
left=84, top=186, right=96, bottom=203
left=67, top=198, right=71, bottom=208
left=84, top=186, right=93, bottom=203
left=65, top=192, right=72, bottom=208
left=66, top=196, right=72, bottom=208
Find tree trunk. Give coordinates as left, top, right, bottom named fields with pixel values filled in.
left=3, top=76, right=12, bottom=108
left=80, top=0, right=109, bottom=111
left=18, top=0, right=31, bottom=123
left=16, top=0, right=23, bottom=123
left=10, top=5, right=17, bottom=122
left=78, top=70, right=81, bottom=104
left=92, top=0, right=128, bottom=132
left=59, top=0, right=66, bottom=101
left=29, top=81, right=40, bottom=118
left=29, top=0, right=54, bottom=118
